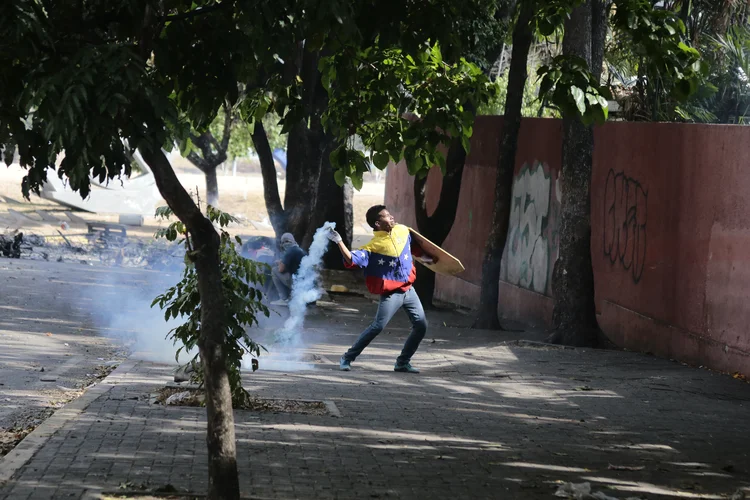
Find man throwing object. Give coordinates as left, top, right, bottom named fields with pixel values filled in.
left=327, top=205, right=436, bottom=373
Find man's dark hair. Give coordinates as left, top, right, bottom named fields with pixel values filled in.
left=366, top=204, right=387, bottom=229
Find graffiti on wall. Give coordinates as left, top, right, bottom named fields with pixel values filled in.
left=603, top=169, right=648, bottom=283
left=501, top=161, right=561, bottom=295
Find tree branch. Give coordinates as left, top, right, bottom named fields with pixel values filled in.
left=191, top=132, right=227, bottom=169
left=187, top=151, right=210, bottom=173
left=430, top=136, right=468, bottom=244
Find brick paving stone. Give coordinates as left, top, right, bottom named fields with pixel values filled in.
left=1, top=301, right=750, bottom=499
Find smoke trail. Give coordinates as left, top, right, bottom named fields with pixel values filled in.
left=282, top=221, right=336, bottom=337
left=248, top=222, right=335, bottom=371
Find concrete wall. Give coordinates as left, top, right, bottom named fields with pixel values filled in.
left=385, top=117, right=750, bottom=376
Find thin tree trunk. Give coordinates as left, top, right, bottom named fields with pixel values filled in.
left=139, top=146, right=239, bottom=500
left=412, top=134, right=468, bottom=308
left=252, top=121, right=286, bottom=236
left=547, top=0, right=607, bottom=347
left=473, top=1, right=535, bottom=329
left=205, top=167, right=219, bottom=207
left=312, top=138, right=353, bottom=268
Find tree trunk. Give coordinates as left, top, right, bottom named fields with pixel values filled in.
left=139, top=146, right=239, bottom=500
left=185, top=109, right=232, bottom=211
left=253, top=48, right=329, bottom=246
left=251, top=121, right=286, bottom=236
left=312, top=140, right=353, bottom=268
left=205, top=167, right=219, bottom=208
left=285, top=122, right=325, bottom=244
left=412, top=134, right=468, bottom=308
left=472, top=1, right=535, bottom=329
left=547, top=0, right=608, bottom=347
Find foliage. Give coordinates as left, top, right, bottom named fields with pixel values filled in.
left=152, top=204, right=269, bottom=407
left=321, top=42, right=498, bottom=189
left=0, top=0, right=175, bottom=198
left=533, top=0, right=703, bottom=123
left=611, top=0, right=702, bottom=98
left=605, top=0, right=735, bottom=121
left=695, top=26, right=750, bottom=123
left=478, top=72, right=560, bottom=118
left=539, top=55, right=612, bottom=124
left=209, top=110, right=286, bottom=160
left=533, top=0, right=582, bottom=37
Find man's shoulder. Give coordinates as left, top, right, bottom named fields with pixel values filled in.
left=393, top=224, right=411, bottom=237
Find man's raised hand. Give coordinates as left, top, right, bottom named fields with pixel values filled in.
left=327, top=228, right=343, bottom=244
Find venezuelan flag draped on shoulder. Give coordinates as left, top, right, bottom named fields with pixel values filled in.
left=345, top=224, right=424, bottom=295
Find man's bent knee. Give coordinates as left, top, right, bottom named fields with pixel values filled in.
left=413, top=317, right=427, bottom=335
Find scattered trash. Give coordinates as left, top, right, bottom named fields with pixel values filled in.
left=173, top=363, right=195, bottom=384
left=555, top=482, right=591, bottom=499
left=118, top=481, right=147, bottom=491
left=554, top=482, right=642, bottom=500
left=608, top=464, right=645, bottom=471
left=1, top=227, right=186, bottom=269
left=57, top=229, right=74, bottom=248
left=730, top=488, right=746, bottom=500
left=165, top=391, right=202, bottom=406
left=0, top=231, right=23, bottom=258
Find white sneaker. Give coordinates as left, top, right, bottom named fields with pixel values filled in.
left=270, top=299, right=289, bottom=307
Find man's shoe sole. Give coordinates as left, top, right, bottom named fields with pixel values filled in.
left=394, top=367, right=419, bottom=373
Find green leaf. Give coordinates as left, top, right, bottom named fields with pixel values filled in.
left=334, top=169, right=347, bottom=186
left=570, top=86, right=586, bottom=115
left=373, top=151, right=389, bottom=170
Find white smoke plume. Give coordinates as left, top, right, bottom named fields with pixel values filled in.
left=249, top=221, right=335, bottom=371
left=283, top=221, right=336, bottom=336
left=77, top=266, right=193, bottom=365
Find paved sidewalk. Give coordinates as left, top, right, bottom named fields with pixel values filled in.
left=1, top=298, right=749, bottom=500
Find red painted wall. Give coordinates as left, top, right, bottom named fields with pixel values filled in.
left=385, top=117, right=750, bottom=376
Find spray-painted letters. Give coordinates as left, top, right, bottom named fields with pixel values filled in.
left=603, top=169, right=648, bottom=283
left=502, top=162, right=560, bottom=295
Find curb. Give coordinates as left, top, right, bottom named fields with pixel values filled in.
left=0, top=359, right=139, bottom=485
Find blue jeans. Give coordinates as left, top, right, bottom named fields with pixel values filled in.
left=343, top=287, right=428, bottom=365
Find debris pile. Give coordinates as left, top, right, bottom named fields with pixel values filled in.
left=0, top=229, right=186, bottom=269
left=0, top=231, right=23, bottom=258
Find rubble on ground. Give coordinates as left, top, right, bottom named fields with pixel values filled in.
left=0, top=231, right=23, bottom=258
left=0, top=229, right=186, bottom=270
